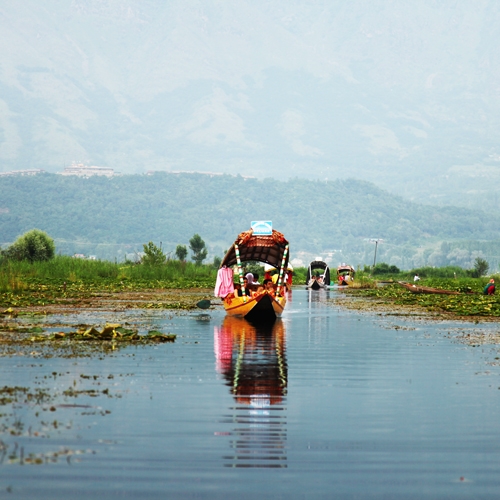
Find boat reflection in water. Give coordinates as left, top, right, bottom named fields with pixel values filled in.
left=214, top=316, right=288, bottom=468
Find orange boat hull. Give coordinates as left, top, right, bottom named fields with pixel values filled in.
left=223, top=291, right=286, bottom=321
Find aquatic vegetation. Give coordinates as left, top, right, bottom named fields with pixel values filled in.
left=343, top=278, right=500, bottom=318
left=0, top=279, right=212, bottom=310
left=29, top=323, right=176, bottom=343
left=0, top=377, right=117, bottom=466
left=0, top=255, right=218, bottom=311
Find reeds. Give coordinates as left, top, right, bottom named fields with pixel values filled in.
left=0, top=256, right=217, bottom=293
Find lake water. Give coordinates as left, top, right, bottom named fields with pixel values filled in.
left=2, top=288, right=500, bottom=499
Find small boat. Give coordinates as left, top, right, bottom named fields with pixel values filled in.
left=222, top=292, right=286, bottom=322
left=215, top=224, right=290, bottom=322
left=337, top=264, right=355, bottom=286
left=397, top=281, right=461, bottom=295
left=306, top=261, right=330, bottom=290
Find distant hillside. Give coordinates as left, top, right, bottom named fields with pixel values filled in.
left=2, top=1, right=500, bottom=209
left=1, top=172, right=499, bottom=270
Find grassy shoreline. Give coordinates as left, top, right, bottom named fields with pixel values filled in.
left=2, top=257, right=500, bottom=321
left=332, top=278, right=500, bottom=322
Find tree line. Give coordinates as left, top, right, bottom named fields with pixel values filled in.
left=1, top=172, right=500, bottom=269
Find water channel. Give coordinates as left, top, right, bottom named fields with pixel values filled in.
left=2, top=288, right=500, bottom=498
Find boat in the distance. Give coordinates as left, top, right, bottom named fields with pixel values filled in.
left=337, top=264, right=355, bottom=286
left=214, top=222, right=290, bottom=322
left=306, top=260, right=330, bottom=290
left=397, top=281, right=461, bottom=295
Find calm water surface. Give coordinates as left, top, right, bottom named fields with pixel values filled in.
left=2, top=288, right=500, bottom=499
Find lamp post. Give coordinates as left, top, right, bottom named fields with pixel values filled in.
left=370, top=239, right=383, bottom=268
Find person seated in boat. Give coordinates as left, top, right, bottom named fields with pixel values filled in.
left=271, top=273, right=288, bottom=293
left=283, top=271, right=291, bottom=292
left=483, top=279, right=495, bottom=295
left=263, top=279, right=276, bottom=296
left=245, top=272, right=255, bottom=285
left=252, top=272, right=260, bottom=285
left=236, top=277, right=252, bottom=298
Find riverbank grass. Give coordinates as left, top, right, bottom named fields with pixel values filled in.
left=342, top=276, right=500, bottom=318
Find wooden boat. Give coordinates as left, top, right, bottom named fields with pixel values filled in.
left=337, top=264, right=355, bottom=286
left=397, top=281, right=461, bottom=295
left=222, top=291, right=286, bottom=322
left=216, top=225, right=290, bottom=322
left=306, top=260, right=330, bottom=290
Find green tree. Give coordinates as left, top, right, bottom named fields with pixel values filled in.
left=472, top=257, right=489, bottom=277
left=189, top=234, right=207, bottom=265
left=142, top=242, right=166, bottom=266
left=4, top=229, right=55, bottom=262
left=372, top=262, right=400, bottom=275
left=175, top=244, right=188, bottom=261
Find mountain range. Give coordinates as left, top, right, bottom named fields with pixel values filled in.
left=1, top=172, right=499, bottom=271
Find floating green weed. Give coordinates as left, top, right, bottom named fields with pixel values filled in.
left=344, top=279, right=500, bottom=318
left=29, top=323, right=176, bottom=343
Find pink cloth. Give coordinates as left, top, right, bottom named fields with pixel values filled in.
left=214, top=267, right=234, bottom=297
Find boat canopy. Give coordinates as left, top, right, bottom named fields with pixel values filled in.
left=337, top=265, right=355, bottom=275
left=306, top=260, right=331, bottom=285
left=221, top=229, right=289, bottom=270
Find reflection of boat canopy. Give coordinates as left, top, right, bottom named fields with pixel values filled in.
left=214, top=315, right=288, bottom=468
left=306, top=261, right=330, bottom=289
left=214, top=316, right=287, bottom=405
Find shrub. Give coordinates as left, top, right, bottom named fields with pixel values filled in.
left=175, top=244, right=188, bottom=261
left=142, top=242, right=166, bottom=266
left=470, top=257, right=489, bottom=278
left=3, top=229, right=55, bottom=262
left=409, top=266, right=467, bottom=279
left=372, top=262, right=400, bottom=275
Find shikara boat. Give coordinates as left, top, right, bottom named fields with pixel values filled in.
left=397, top=281, right=461, bottom=295
left=306, top=260, right=330, bottom=290
left=337, top=264, right=355, bottom=286
left=215, top=225, right=290, bottom=322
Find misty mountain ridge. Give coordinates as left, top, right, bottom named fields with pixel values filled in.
left=1, top=1, right=500, bottom=209
left=1, top=172, right=500, bottom=271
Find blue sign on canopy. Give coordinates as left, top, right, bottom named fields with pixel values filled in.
left=251, top=221, right=272, bottom=235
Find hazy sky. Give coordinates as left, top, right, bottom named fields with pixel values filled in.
left=1, top=0, right=500, bottom=203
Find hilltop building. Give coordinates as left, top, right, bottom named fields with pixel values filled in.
left=0, top=169, right=45, bottom=177
left=60, top=163, right=115, bottom=177
left=146, top=170, right=255, bottom=179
